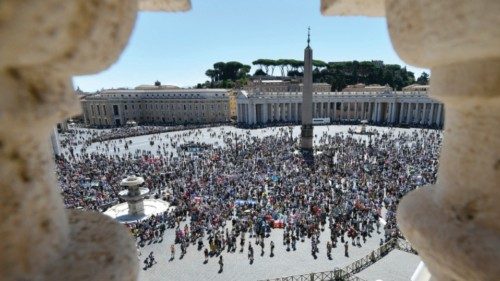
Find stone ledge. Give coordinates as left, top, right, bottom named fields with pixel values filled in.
left=139, top=0, right=191, bottom=11
left=43, top=210, right=138, bottom=281
left=397, top=187, right=500, bottom=281
left=321, top=0, right=385, bottom=17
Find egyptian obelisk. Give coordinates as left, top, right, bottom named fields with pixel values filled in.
left=300, top=27, right=313, bottom=152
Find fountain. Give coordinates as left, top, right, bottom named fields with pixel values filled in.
left=349, top=120, right=376, bottom=135
left=104, top=175, right=170, bottom=223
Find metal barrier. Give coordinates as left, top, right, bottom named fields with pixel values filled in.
left=260, top=238, right=418, bottom=281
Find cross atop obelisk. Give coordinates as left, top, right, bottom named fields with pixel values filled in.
left=300, top=27, right=314, bottom=153
left=307, top=26, right=310, bottom=46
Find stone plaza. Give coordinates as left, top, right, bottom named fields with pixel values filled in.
left=59, top=124, right=426, bottom=281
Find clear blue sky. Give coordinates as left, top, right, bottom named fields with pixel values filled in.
left=73, top=0, right=427, bottom=92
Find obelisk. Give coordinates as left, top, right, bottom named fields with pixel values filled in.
left=300, top=27, right=313, bottom=152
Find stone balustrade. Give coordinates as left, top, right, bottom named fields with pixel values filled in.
left=1, top=0, right=497, bottom=280
left=0, top=1, right=190, bottom=280
left=322, top=0, right=500, bottom=280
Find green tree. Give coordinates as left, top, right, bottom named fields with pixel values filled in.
left=416, top=72, right=430, bottom=85
left=254, top=69, right=267, bottom=76
left=204, top=61, right=251, bottom=88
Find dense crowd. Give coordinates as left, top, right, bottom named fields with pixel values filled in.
left=55, top=125, right=442, bottom=269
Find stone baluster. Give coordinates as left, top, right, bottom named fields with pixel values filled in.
left=322, top=0, right=499, bottom=280
left=0, top=0, right=191, bottom=280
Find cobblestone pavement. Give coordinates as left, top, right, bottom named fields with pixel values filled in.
left=62, top=125, right=423, bottom=281
left=137, top=221, right=416, bottom=281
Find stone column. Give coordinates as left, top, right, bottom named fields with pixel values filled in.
left=352, top=101, right=356, bottom=120
left=421, top=103, right=427, bottom=124
left=399, top=102, right=405, bottom=124
left=0, top=1, right=150, bottom=280
left=253, top=103, right=257, bottom=124
left=338, top=102, right=342, bottom=120
left=331, top=102, right=336, bottom=121
left=367, top=102, right=372, bottom=121
left=377, top=102, right=383, bottom=122
left=263, top=103, right=268, bottom=124
left=389, top=102, right=395, bottom=123
left=51, top=127, right=62, bottom=156
left=241, top=104, right=246, bottom=123
left=383, top=1, right=500, bottom=280
left=237, top=104, right=241, bottom=123
left=325, top=2, right=500, bottom=279
left=294, top=103, right=298, bottom=122
left=372, top=102, right=377, bottom=122
left=346, top=102, right=351, bottom=120
left=269, top=103, right=274, bottom=122
left=406, top=102, right=412, bottom=124
left=428, top=103, right=435, bottom=125
left=246, top=104, right=250, bottom=124
left=436, top=103, right=443, bottom=126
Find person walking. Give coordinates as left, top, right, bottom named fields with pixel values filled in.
left=260, top=240, right=265, bottom=256
left=204, top=248, right=209, bottom=263
left=170, top=244, right=175, bottom=261
left=218, top=255, right=224, bottom=273
left=270, top=241, right=275, bottom=257
left=344, top=241, right=349, bottom=257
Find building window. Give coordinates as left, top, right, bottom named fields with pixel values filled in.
left=124, top=105, right=128, bottom=110
left=113, top=105, right=119, bottom=115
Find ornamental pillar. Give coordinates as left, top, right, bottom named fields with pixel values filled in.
left=323, top=1, right=500, bottom=279
left=0, top=0, right=164, bottom=280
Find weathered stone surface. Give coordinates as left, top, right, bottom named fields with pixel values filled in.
left=398, top=59, right=500, bottom=280
left=390, top=2, right=500, bottom=279
left=319, top=0, right=500, bottom=280
left=321, top=0, right=385, bottom=16
left=0, top=0, right=140, bottom=280
left=0, top=0, right=138, bottom=74
left=139, top=0, right=191, bottom=11
left=0, top=69, right=74, bottom=280
left=45, top=211, right=138, bottom=281
left=386, top=0, right=500, bottom=68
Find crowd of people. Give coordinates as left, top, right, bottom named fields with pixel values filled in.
left=55, top=125, right=442, bottom=270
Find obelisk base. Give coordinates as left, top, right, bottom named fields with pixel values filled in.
left=300, top=124, right=314, bottom=150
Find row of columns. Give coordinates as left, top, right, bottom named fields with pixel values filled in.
left=238, top=101, right=444, bottom=126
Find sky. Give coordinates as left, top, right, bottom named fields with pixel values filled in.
left=73, top=0, right=427, bottom=92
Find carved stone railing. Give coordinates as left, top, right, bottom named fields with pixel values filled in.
left=0, top=1, right=190, bottom=281
left=321, top=0, right=500, bottom=280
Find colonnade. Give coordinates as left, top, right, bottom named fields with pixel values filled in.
left=238, top=99, right=444, bottom=127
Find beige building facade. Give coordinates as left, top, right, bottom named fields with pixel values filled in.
left=237, top=83, right=443, bottom=126
left=81, top=87, right=230, bottom=127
